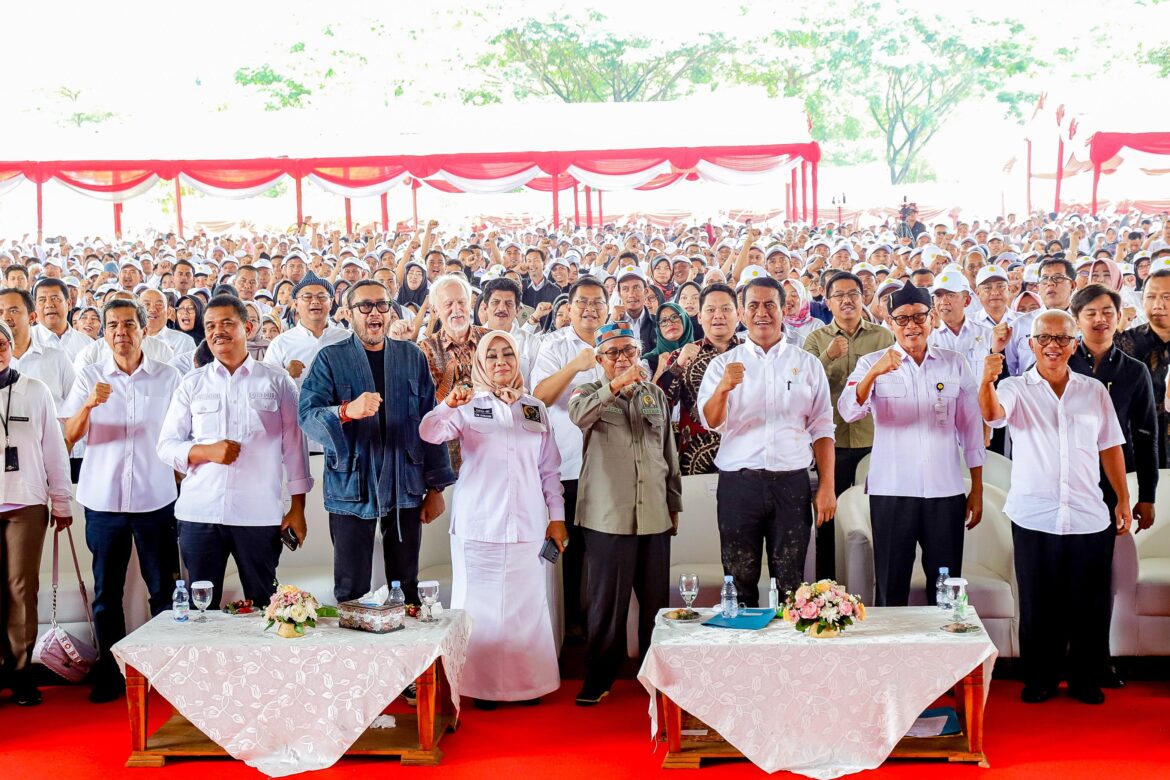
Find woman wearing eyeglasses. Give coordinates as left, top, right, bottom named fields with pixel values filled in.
left=643, top=302, right=694, bottom=380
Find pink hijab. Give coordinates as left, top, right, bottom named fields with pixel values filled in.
left=1090, top=258, right=1123, bottom=291
left=471, top=330, right=526, bottom=404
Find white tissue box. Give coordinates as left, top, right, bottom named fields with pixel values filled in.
left=338, top=600, right=404, bottom=634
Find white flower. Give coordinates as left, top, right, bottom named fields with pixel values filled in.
left=289, top=604, right=308, bottom=623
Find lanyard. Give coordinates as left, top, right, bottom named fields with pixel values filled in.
left=0, top=383, right=12, bottom=440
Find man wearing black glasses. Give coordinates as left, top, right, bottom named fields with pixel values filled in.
left=999, top=257, right=1077, bottom=376
left=802, top=272, right=894, bottom=578
left=840, top=284, right=985, bottom=605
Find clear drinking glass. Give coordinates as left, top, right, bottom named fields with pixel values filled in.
left=678, top=574, right=699, bottom=610
left=418, top=580, right=440, bottom=623
left=191, top=581, right=214, bottom=623
left=945, top=577, right=975, bottom=630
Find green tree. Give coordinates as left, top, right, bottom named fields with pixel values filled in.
left=470, top=13, right=731, bottom=103
left=56, top=86, right=114, bottom=128
left=234, top=33, right=369, bottom=111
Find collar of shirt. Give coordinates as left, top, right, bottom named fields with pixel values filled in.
left=102, top=353, right=160, bottom=378
left=440, top=326, right=483, bottom=353
left=1074, top=340, right=1120, bottom=368
left=745, top=336, right=787, bottom=360
left=208, top=354, right=257, bottom=379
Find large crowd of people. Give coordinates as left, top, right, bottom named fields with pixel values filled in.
left=0, top=205, right=1167, bottom=710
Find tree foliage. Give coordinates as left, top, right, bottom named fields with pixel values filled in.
left=234, top=33, right=369, bottom=111
left=471, top=13, right=731, bottom=103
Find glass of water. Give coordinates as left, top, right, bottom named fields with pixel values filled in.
left=678, top=573, right=699, bottom=610
left=191, top=581, right=214, bottom=623
left=418, top=580, right=440, bottom=623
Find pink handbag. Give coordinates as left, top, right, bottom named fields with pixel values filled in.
left=33, top=525, right=99, bottom=683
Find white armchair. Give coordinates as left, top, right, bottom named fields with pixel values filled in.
left=1110, top=470, right=1170, bottom=656
left=854, top=450, right=1012, bottom=494
left=834, top=481, right=1019, bottom=657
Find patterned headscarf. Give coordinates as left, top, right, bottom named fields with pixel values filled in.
left=471, top=330, right=526, bottom=405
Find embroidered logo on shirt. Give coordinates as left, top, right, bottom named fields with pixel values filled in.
left=521, top=404, right=541, bottom=423
left=474, top=407, right=493, bottom=419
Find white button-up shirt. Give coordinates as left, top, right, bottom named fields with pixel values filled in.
left=74, top=335, right=174, bottom=371
left=263, top=322, right=350, bottom=452
left=987, top=368, right=1124, bottom=534
left=697, top=338, right=836, bottom=472
left=530, top=325, right=606, bottom=480
left=971, top=307, right=1015, bottom=330
left=60, top=356, right=182, bottom=513
left=152, top=326, right=197, bottom=356
left=32, top=324, right=94, bottom=362
left=839, top=344, right=985, bottom=498
left=11, top=339, right=76, bottom=410
left=0, top=375, right=73, bottom=513
left=157, top=356, right=312, bottom=526
left=929, top=317, right=993, bottom=373
left=419, top=391, right=564, bottom=543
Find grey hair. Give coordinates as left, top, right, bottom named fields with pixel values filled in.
left=102, top=298, right=147, bottom=329
left=1030, top=308, right=1076, bottom=337
left=429, top=273, right=473, bottom=306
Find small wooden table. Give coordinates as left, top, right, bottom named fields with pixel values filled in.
left=124, top=656, right=458, bottom=768
left=658, top=662, right=988, bottom=770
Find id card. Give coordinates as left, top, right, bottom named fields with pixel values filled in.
left=933, top=397, right=948, bottom=427
left=4, top=446, right=18, bottom=473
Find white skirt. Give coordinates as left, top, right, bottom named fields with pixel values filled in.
left=450, top=536, right=561, bottom=701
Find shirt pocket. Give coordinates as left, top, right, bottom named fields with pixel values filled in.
left=248, top=394, right=281, bottom=436
left=1074, top=413, right=1098, bottom=452
left=190, top=396, right=222, bottom=441
left=934, top=377, right=961, bottom=423
left=599, top=409, right=631, bottom=448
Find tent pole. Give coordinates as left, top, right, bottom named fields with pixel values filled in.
left=380, top=192, right=389, bottom=232
left=801, top=162, right=808, bottom=221
left=552, top=172, right=560, bottom=231
left=790, top=167, right=798, bottom=221
left=573, top=183, right=580, bottom=226
left=36, top=180, right=44, bottom=243
left=295, top=178, right=304, bottom=227
left=1091, top=164, right=1101, bottom=215
left=1025, top=140, right=1033, bottom=216
left=785, top=184, right=792, bottom=222
left=585, top=185, right=593, bottom=229
left=345, top=197, right=353, bottom=235
left=1053, top=137, right=1064, bottom=214
left=114, top=202, right=123, bottom=240
left=174, top=180, right=184, bottom=239
left=598, top=190, right=603, bottom=227
left=811, top=161, right=818, bottom=224
left=411, top=179, right=419, bottom=230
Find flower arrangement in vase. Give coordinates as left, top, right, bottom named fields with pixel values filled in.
left=782, top=580, right=866, bottom=638
left=264, top=584, right=319, bottom=638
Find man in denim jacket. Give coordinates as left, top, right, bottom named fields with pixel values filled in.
left=299, top=280, right=455, bottom=606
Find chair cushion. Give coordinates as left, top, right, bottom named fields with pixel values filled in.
left=908, top=562, right=1015, bottom=619
left=1137, top=558, right=1170, bottom=616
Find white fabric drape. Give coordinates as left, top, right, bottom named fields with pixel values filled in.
left=566, top=160, right=672, bottom=191
left=432, top=165, right=542, bottom=194
left=0, top=175, right=25, bottom=197
left=306, top=173, right=403, bottom=198
left=695, top=156, right=800, bottom=185
left=56, top=175, right=159, bottom=202
left=179, top=172, right=287, bottom=199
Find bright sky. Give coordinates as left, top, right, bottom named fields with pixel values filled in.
left=2, top=0, right=1168, bottom=233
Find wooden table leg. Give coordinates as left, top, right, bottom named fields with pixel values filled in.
left=125, top=665, right=165, bottom=767
left=961, top=664, right=988, bottom=767
left=401, top=661, right=442, bottom=766
left=661, top=694, right=701, bottom=769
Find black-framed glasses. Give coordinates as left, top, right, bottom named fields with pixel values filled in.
left=658, top=314, right=683, bottom=327
left=1031, top=334, right=1075, bottom=347
left=828, top=290, right=862, bottom=302
left=890, top=312, right=930, bottom=326
left=1038, top=275, right=1071, bottom=286
left=599, top=345, right=639, bottom=360
left=353, top=301, right=392, bottom=314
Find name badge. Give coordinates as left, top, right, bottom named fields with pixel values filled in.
left=9, top=416, right=29, bottom=422
left=473, top=407, right=493, bottom=419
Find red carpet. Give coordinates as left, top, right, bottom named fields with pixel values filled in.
left=2, top=679, right=1169, bottom=779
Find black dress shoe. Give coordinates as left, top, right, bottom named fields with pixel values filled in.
left=1068, top=685, right=1106, bottom=705
left=472, top=698, right=498, bottom=711
left=574, top=685, right=609, bottom=706
left=519, top=698, right=541, bottom=706
left=12, top=682, right=42, bottom=707
left=1020, top=685, right=1057, bottom=704
left=1101, top=665, right=1125, bottom=689
left=90, top=677, right=126, bottom=704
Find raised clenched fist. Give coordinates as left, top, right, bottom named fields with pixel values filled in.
left=720, top=362, right=746, bottom=392
left=346, top=392, right=383, bottom=420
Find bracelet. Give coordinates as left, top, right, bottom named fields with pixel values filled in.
left=339, top=402, right=352, bottom=424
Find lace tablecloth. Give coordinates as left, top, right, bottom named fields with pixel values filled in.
left=637, top=606, right=997, bottom=779
left=112, top=610, right=471, bottom=777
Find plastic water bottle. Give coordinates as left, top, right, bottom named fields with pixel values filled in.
left=172, top=580, right=190, bottom=622
left=720, top=575, right=739, bottom=619
left=935, top=567, right=951, bottom=610
left=768, top=577, right=780, bottom=610
left=388, top=580, right=406, bottom=631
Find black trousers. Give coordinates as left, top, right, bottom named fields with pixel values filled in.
left=329, top=507, right=423, bottom=605
left=581, top=528, right=670, bottom=693
left=177, top=521, right=281, bottom=609
left=85, top=504, right=178, bottom=678
left=561, top=479, right=586, bottom=632
left=869, top=494, right=966, bottom=607
left=717, top=469, right=811, bottom=607
left=818, top=447, right=871, bottom=580
left=1013, top=523, right=1114, bottom=691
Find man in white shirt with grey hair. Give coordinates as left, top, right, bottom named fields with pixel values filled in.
left=980, top=308, right=1131, bottom=706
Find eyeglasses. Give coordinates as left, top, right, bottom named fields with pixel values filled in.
left=353, top=301, right=392, bottom=314
left=297, top=293, right=331, bottom=303
left=828, top=290, right=862, bottom=302
left=1038, top=275, right=1071, bottom=286
left=573, top=298, right=606, bottom=310
left=890, top=312, right=930, bottom=326
left=598, top=345, right=639, bottom=361
left=659, top=314, right=682, bottom=327
left=1031, top=334, right=1076, bottom=347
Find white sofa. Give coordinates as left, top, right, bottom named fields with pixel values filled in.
left=854, top=449, right=1013, bottom=494
left=833, top=480, right=1020, bottom=657
left=1111, top=471, right=1170, bottom=656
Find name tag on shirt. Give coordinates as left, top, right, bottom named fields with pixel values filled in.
left=474, top=407, right=493, bottom=419
left=249, top=391, right=276, bottom=401
left=8, top=416, right=29, bottom=422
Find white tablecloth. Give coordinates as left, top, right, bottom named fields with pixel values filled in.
left=112, top=610, right=472, bottom=777
left=637, top=606, right=997, bottom=779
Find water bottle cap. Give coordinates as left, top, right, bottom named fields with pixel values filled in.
left=176, top=580, right=185, bottom=587
left=391, top=580, right=401, bottom=588
left=939, top=567, right=949, bottom=575
left=770, top=577, right=777, bottom=587
left=724, top=575, right=734, bottom=583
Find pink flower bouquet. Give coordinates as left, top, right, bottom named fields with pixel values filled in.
left=782, top=579, right=866, bottom=636
left=264, top=584, right=320, bottom=636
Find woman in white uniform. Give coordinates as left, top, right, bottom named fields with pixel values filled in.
left=419, top=329, right=566, bottom=709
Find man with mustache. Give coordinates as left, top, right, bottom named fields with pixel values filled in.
left=157, top=295, right=311, bottom=612
left=31, top=278, right=92, bottom=361
left=840, top=283, right=985, bottom=606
